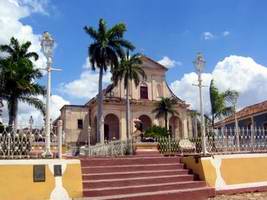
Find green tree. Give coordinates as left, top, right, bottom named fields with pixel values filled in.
left=0, top=37, right=45, bottom=128
left=209, top=79, right=238, bottom=128
left=152, top=97, right=178, bottom=132
left=84, top=19, right=134, bottom=143
left=112, top=51, right=146, bottom=139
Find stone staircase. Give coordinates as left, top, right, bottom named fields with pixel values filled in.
left=79, top=151, right=215, bottom=200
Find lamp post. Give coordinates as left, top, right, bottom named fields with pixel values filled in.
left=193, top=53, right=208, bottom=155
left=41, top=32, right=54, bottom=158
left=29, top=115, right=34, bottom=133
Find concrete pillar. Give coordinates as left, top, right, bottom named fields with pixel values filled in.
left=182, top=117, right=189, bottom=139
left=187, top=115, right=193, bottom=138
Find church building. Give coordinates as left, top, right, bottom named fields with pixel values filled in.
left=57, top=56, right=193, bottom=145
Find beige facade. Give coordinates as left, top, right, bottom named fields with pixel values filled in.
left=59, top=105, right=89, bottom=144
left=57, top=56, right=193, bottom=144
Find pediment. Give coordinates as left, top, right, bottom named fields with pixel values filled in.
left=140, top=56, right=168, bottom=71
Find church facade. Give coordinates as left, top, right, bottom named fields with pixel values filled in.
left=58, top=56, right=193, bottom=145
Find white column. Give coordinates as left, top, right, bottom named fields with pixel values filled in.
left=183, top=117, right=189, bottom=139
left=43, top=59, right=52, bottom=158
left=198, top=72, right=207, bottom=155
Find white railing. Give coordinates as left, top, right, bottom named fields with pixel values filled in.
left=0, top=122, right=62, bottom=159
left=78, top=139, right=134, bottom=157
left=205, top=127, right=267, bottom=153
left=155, top=127, right=267, bottom=155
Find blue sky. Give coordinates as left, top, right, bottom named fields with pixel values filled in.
left=22, top=0, right=267, bottom=96
left=3, top=0, right=267, bottom=125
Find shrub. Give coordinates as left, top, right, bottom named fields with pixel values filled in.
left=144, top=125, right=168, bottom=138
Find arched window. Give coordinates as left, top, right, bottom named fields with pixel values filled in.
left=140, top=83, right=148, bottom=99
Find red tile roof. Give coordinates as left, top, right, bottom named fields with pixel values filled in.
left=216, top=100, right=267, bottom=126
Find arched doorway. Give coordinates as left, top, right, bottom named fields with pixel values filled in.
left=169, top=116, right=183, bottom=138
left=139, top=115, right=152, bottom=132
left=104, top=114, right=120, bottom=141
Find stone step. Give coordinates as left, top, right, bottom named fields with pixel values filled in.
left=133, top=154, right=162, bottom=157
left=80, top=156, right=181, bottom=166
left=76, top=187, right=215, bottom=200
left=83, top=181, right=207, bottom=197
left=135, top=150, right=160, bottom=155
left=81, top=163, right=183, bottom=173
left=83, top=174, right=194, bottom=189
left=82, top=169, right=189, bottom=180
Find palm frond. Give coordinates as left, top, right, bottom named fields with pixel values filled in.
left=0, top=45, right=14, bottom=55
left=107, top=23, right=126, bottom=39
left=25, top=52, right=39, bottom=61
left=19, top=96, right=45, bottom=115
left=84, top=26, right=98, bottom=40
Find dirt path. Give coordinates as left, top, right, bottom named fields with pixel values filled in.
left=210, top=192, right=267, bottom=200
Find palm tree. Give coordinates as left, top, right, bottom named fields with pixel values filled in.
left=0, top=37, right=45, bottom=128
left=112, top=52, right=147, bottom=139
left=84, top=19, right=134, bottom=143
left=209, top=79, right=238, bottom=128
left=152, top=97, right=178, bottom=133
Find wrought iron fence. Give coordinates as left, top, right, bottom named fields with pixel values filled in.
left=0, top=126, right=59, bottom=159
left=156, top=137, right=197, bottom=155
left=78, top=139, right=134, bottom=157
left=156, top=127, right=267, bottom=155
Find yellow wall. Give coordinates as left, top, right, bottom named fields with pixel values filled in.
left=182, top=154, right=267, bottom=191
left=221, top=157, right=267, bottom=185
left=182, top=156, right=217, bottom=187
left=0, top=159, right=82, bottom=200
left=0, top=165, right=54, bottom=200
left=63, top=163, right=83, bottom=198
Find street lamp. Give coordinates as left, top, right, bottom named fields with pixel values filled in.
left=41, top=31, right=54, bottom=158
left=29, top=115, right=34, bottom=133
left=193, top=53, right=208, bottom=155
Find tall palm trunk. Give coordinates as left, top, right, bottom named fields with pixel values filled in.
left=8, top=97, right=18, bottom=131
left=211, top=114, right=215, bottom=129
left=97, top=67, right=104, bottom=143
left=164, top=112, right=168, bottom=133
left=125, top=81, right=130, bottom=139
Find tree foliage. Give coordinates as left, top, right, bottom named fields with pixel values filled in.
left=112, top=51, right=146, bottom=88
left=84, top=19, right=134, bottom=142
left=112, top=51, right=146, bottom=138
left=209, top=79, right=239, bottom=127
left=84, top=19, right=134, bottom=72
left=152, top=97, right=179, bottom=131
left=0, top=37, right=45, bottom=127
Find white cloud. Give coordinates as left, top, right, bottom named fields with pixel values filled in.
left=2, top=95, right=70, bottom=127
left=223, top=31, right=230, bottom=37
left=202, top=32, right=215, bottom=40
left=0, top=0, right=69, bottom=126
left=158, top=56, right=182, bottom=68
left=60, top=59, right=112, bottom=99
left=202, top=31, right=230, bottom=40
left=170, top=55, right=267, bottom=115
left=82, top=57, right=91, bottom=69
left=170, top=72, right=212, bottom=113
left=19, top=0, right=50, bottom=15
left=0, top=0, right=50, bottom=70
